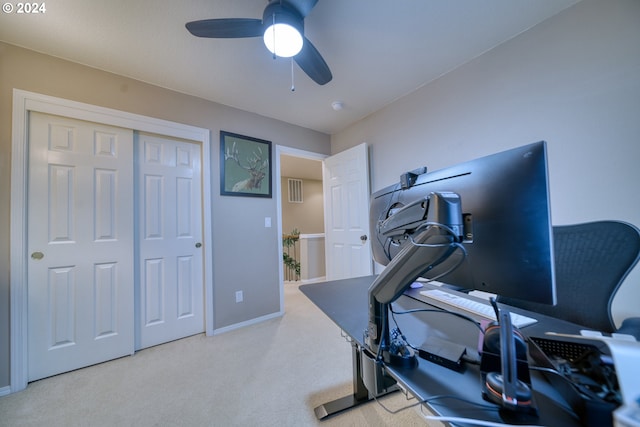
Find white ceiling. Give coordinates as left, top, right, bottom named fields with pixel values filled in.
left=0, top=0, right=579, bottom=135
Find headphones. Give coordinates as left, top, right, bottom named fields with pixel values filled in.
left=482, top=321, right=527, bottom=355
left=482, top=321, right=532, bottom=409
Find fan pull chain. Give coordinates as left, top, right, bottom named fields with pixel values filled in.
left=271, top=13, right=276, bottom=59
left=291, top=58, right=295, bottom=92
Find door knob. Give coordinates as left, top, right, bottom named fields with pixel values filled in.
left=31, top=251, right=44, bottom=260
left=195, top=242, right=202, bottom=248
left=360, top=235, right=368, bottom=243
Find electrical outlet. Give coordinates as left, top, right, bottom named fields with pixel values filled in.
left=235, top=290, right=243, bottom=303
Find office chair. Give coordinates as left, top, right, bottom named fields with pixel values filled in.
left=498, top=220, right=640, bottom=339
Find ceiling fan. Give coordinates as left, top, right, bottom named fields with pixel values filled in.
left=186, top=0, right=332, bottom=85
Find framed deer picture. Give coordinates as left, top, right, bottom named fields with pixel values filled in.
left=220, top=131, right=272, bottom=198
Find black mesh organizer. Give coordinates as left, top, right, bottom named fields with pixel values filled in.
left=530, top=337, right=604, bottom=363
left=528, top=336, right=622, bottom=427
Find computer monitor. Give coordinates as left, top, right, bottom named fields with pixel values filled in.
left=370, top=141, right=556, bottom=305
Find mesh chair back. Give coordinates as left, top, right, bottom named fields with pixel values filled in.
left=498, top=221, right=640, bottom=332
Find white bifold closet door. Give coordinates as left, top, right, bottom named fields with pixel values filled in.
left=27, top=113, right=205, bottom=382
left=136, top=132, right=204, bottom=350
left=27, top=112, right=135, bottom=381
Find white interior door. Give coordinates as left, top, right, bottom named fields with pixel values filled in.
left=27, top=112, right=134, bottom=381
left=323, top=143, right=373, bottom=280
left=136, top=133, right=204, bottom=350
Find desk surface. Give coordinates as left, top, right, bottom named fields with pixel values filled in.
left=300, top=275, right=586, bottom=426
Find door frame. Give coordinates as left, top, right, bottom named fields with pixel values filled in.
left=274, top=145, right=327, bottom=311
left=9, top=89, right=214, bottom=393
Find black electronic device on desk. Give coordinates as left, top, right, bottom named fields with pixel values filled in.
left=416, top=334, right=467, bottom=372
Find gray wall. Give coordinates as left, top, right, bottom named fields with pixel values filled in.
left=280, top=177, right=325, bottom=235
left=0, top=42, right=330, bottom=388
left=332, top=0, right=640, bottom=324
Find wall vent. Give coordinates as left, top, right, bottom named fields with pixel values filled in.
left=288, top=178, right=303, bottom=203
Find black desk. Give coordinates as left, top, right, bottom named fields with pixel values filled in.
left=300, top=275, right=585, bottom=425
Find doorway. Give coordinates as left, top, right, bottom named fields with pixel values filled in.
left=275, top=143, right=374, bottom=310
left=279, top=153, right=325, bottom=283
left=275, top=146, right=327, bottom=309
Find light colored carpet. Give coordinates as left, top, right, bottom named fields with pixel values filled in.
left=0, top=283, right=441, bottom=427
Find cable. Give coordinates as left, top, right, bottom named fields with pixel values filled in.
left=408, top=222, right=469, bottom=283
left=413, top=221, right=460, bottom=238
left=389, top=305, right=484, bottom=364
left=416, top=242, right=467, bottom=281
left=374, top=392, right=499, bottom=415
left=374, top=393, right=548, bottom=426
left=388, top=308, right=413, bottom=352
left=420, top=415, right=548, bottom=427
left=529, top=366, right=561, bottom=376
left=375, top=306, right=389, bottom=362
left=376, top=182, right=402, bottom=260
left=390, top=306, right=484, bottom=334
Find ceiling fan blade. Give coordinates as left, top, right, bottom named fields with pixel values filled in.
left=185, top=18, right=263, bottom=38
left=295, top=37, right=332, bottom=85
left=284, top=0, right=319, bottom=18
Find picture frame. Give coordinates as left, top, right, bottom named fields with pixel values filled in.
left=220, top=131, right=272, bottom=198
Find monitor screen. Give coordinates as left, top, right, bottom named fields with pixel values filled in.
left=370, top=141, right=556, bottom=305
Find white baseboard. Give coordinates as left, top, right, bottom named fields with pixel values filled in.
left=212, top=310, right=284, bottom=335
left=0, top=385, right=11, bottom=397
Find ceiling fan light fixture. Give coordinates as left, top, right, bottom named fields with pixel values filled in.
left=186, top=0, right=331, bottom=85
left=262, top=2, right=304, bottom=58
left=264, top=22, right=303, bottom=57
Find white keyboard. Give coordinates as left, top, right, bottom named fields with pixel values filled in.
left=419, top=288, right=538, bottom=328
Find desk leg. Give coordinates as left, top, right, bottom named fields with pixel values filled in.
left=314, top=341, right=373, bottom=420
